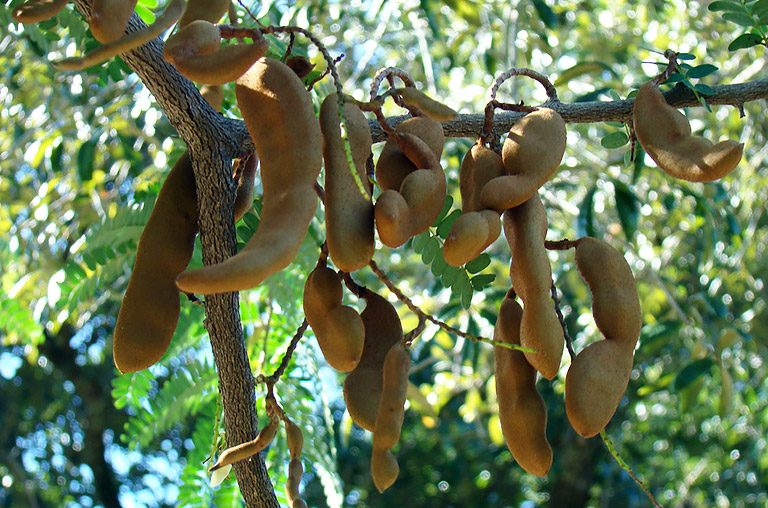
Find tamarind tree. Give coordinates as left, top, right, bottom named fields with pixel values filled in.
left=2, top=1, right=768, bottom=507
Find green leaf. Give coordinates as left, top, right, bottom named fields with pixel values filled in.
left=573, top=87, right=611, bottom=103
left=709, top=0, right=749, bottom=12
left=687, top=63, right=718, bottom=79
left=422, top=236, right=441, bottom=265
left=432, top=195, right=454, bottom=227
left=554, top=61, right=617, bottom=86
left=532, top=0, right=557, bottom=28
left=441, top=265, right=460, bottom=288
left=613, top=181, right=640, bottom=240
left=236, top=225, right=253, bottom=243
left=576, top=185, right=597, bottom=238
left=50, top=142, right=64, bottom=173
left=465, top=253, right=491, bottom=273
left=694, top=83, right=716, bottom=95
left=431, top=252, right=448, bottom=277
left=135, top=3, right=156, bottom=24
left=754, top=0, right=768, bottom=13
left=601, top=131, right=629, bottom=149
left=412, top=232, right=431, bottom=253
left=436, top=210, right=462, bottom=239
left=632, top=145, right=645, bottom=184
left=242, top=210, right=260, bottom=231
left=470, top=273, right=495, bottom=290
left=722, top=11, right=757, bottom=27
left=728, top=32, right=763, bottom=50
left=674, top=358, right=715, bottom=390
left=77, top=139, right=97, bottom=182
left=676, top=52, right=696, bottom=60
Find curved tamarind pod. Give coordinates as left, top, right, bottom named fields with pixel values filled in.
left=372, top=342, right=410, bottom=450
left=565, top=237, right=641, bottom=437
left=480, top=108, right=567, bottom=213
left=285, top=56, right=315, bottom=79
left=285, top=457, right=304, bottom=506
left=175, top=58, right=322, bottom=294
left=442, top=210, right=501, bottom=266
left=284, top=418, right=304, bottom=460
left=395, top=87, right=458, bottom=122
left=178, top=0, right=230, bottom=27
left=502, top=194, right=564, bottom=379
left=11, top=0, right=68, bottom=24
left=90, top=0, right=138, bottom=43
left=209, top=417, right=280, bottom=471
left=633, top=81, right=743, bottom=182
left=343, top=291, right=403, bottom=431
left=168, top=40, right=270, bottom=86
left=302, top=266, right=365, bottom=372
left=233, top=153, right=257, bottom=221
left=371, top=448, right=400, bottom=493
left=200, top=84, right=225, bottom=111
left=493, top=292, right=552, bottom=476
left=375, top=116, right=444, bottom=191
left=320, top=93, right=375, bottom=272
left=113, top=151, right=197, bottom=373
left=163, top=19, right=222, bottom=61
left=375, top=133, right=447, bottom=247
left=459, top=143, right=507, bottom=213
left=53, top=0, right=186, bottom=71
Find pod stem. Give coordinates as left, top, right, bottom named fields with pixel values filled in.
left=257, top=319, right=310, bottom=389
left=479, top=99, right=538, bottom=146
left=600, top=431, right=663, bottom=508
left=551, top=281, right=575, bottom=361
left=368, top=259, right=535, bottom=353
left=487, top=67, right=559, bottom=104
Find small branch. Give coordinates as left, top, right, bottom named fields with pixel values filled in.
left=545, top=239, right=577, bottom=251
left=600, top=431, right=663, bottom=508
left=368, top=259, right=534, bottom=352
left=488, top=67, right=559, bottom=103
left=551, top=282, right=575, bottom=361
left=258, top=319, right=310, bottom=389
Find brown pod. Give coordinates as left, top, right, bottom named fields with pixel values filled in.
left=178, top=0, right=231, bottom=27
left=459, top=143, right=507, bottom=213
left=372, top=342, right=410, bottom=450
left=480, top=108, right=567, bottom=213
left=163, top=19, right=222, bottom=62
left=209, top=417, right=279, bottom=471
left=395, top=87, right=458, bottom=122
left=168, top=40, right=270, bottom=86
left=633, top=80, right=743, bottom=182
left=374, top=132, right=447, bottom=247
left=285, top=56, right=315, bottom=79
left=113, top=151, right=198, bottom=373
left=371, top=448, right=400, bottom=493
left=375, top=116, right=444, bottom=192
left=343, top=291, right=403, bottom=431
left=233, top=152, right=257, bottom=221
left=285, top=457, right=304, bottom=505
left=53, top=0, right=186, bottom=71
left=200, top=84, right=225, bottom=111
left=320, top=93, right=375, bottom=272
left=284, top=418, right=304, bottom=460
left=11, top=0, right=69, bottom=24
left=493, top=292, right=552, bottom=476
left=302, top=266, right=365, bottom=372
left=90, top=0, right=138, bottom=43
left=565, top=237, right=641, bottom=437
left=502, top=194, right=564, bottom=379
left=175, top=58, right=322, bottom=294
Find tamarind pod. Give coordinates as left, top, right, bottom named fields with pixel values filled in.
left=178, top=0, right=231, bottom=26
left=90, top=0, right=138, bottom=43
left=233, top=153, right=257, bottom=222
left=163, top=19, right=222, bottom=62
left=168, top=40, right=270, bottom=86
left=480, top=108, right=567, bottom=213
left=200, top=84, right=225, bottom=111
left=493, top=293, right=552, bottom=476
left=502, top=195, right=564, bottom=379
left=370, top=448, right=400, bottom=493
left=284, top=418, right=304, bottom=459
left=292, top=501, right=308, bottom=508
left=633, top=81, right=743, bottom=182
left=285, top=56, right=315, bottom=79
left=113, top=151, right=198, bottom=373
left=302, top=266, right=365, bottom=372
left=573, top=237, right=642, bottom=343
left=442, top=210, right=501, bottom=267
left=343, top=291, right=403, bottom=431
left=209, top=418, right=279, bottom=471
left=459, top=143, right=507, bottom=213
left=53, top=0, right=186, bottom=71
left=11, top=0, right=68, bottom=24
left=285, top=457, right=303, bottom=504
left=320, top=93, right=375, bottom=272
left=175, top=58, right=322, bottom=294
left=564, top=236, right=640, bottom=437
left=374, top=132, right=447, bottom=247
left=375, top=116, right=444, bottom=191
left=372, top=342, right=410, bottom=450
left=209, top=463, right=231, bottom=487
left=395, top=87, right=458, bottom=122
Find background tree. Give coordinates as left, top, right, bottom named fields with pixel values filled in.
left=1, top=0, right=767, bottom=507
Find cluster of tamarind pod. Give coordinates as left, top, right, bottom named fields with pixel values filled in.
left=12, top=0, right=745, bottom=488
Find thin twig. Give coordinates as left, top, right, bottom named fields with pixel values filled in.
left=600, top=431, right=663, bottom=508
left=488, top=67, right=559, bottom=103
left=368, top=259, right=534, bottom=352
left=545, top=239, right=577, bottom=251
left=259, top=319, right=310, bottom=389
left=551, top=282, right=575, bottom=361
